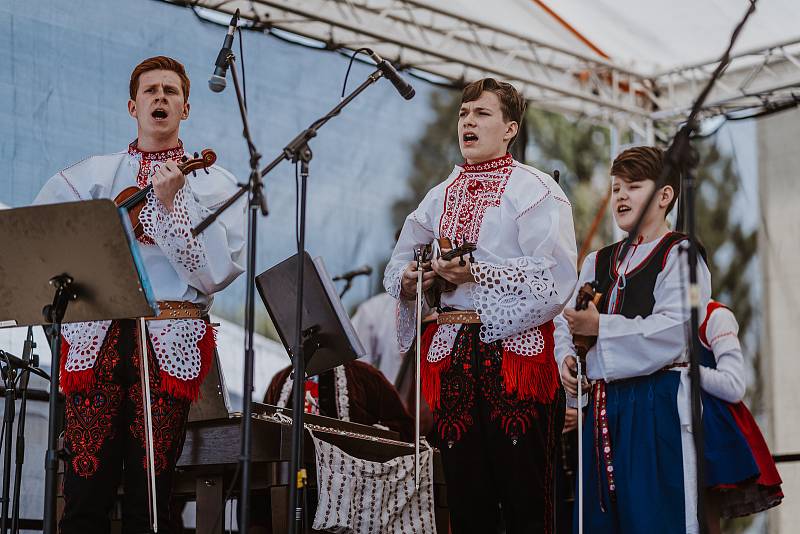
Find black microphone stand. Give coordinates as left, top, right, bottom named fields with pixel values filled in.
left=42, top=275, right=76, bottom=534
left=0, top=357, right=17, bottom=534
left=0, top=329, right=48, bottom=534
left=192, top=58, right=389, bottom=533
left=598, top=3, right=758, bottom=532
left=10, top=328, right=40, bottom=534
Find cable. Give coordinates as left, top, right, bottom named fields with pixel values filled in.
left=238, top=27, right=247, bottom=110
left=341, top=48, right=373, bottom=98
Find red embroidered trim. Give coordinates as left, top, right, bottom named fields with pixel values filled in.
left=130, top=382, right=191, bottom=474
left=439, top=166, right=512, bottom=242
left=59, top=172, right=83, bottom=200
left=62, top=322, right=124, bottom=478
left=593, top=381, right=616, bottom=510
left=420, top=323, right=450, bottom=411
left=699, top=300, right=729, bottom=347
left=459, top=153, right=513, bottom=173
left=60, top=322, right=124, bottom=396
left=127, top=139, right=186, bottom=245
left=128, top=139, right=185, bottom=163
left=65, top=384, right=124, bottom=478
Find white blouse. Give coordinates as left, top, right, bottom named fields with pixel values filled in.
left=700, top=304, right=746, bottom=403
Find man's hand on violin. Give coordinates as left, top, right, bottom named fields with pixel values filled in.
left=563, top=301, right=600, bottom=336
left=560, top=355, right=590, bottom=397
left=152, top=160, right=185, bottom=212
left=431, top=249, right=475, bottom=285
left=400, top=261, right=436, bottom=300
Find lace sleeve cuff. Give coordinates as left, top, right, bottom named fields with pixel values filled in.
left=469, top=257, right=561, bottom=343
left=139, top=185, right=208, bottom=274
left=384, top=263, right=416, bottom=352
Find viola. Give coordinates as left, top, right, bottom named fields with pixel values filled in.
left=572, top=281, right=602, bottom=363
left=415, top=237, right=477, bottom=309
left=114, top=149, right=216, bottom=238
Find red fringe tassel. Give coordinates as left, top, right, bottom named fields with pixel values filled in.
left=158, top=323, right=217, bottom=402
left=419, top=322, right=451, bottom=412
left=59, top=337, right=97, bottom=396
left=501, top=321, right=559, bottom=404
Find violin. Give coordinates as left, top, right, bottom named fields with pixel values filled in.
left=572, top=281, right=602, bottom=364
left=114, top=149, right=216, bottom=238
left=414, top=237, right=477, bottom=310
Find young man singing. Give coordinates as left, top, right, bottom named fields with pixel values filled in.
left=35, top=56, right=245, bottom=534
left=384, top=78, right=577, bottom=534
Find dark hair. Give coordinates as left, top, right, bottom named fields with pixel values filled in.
left=461, top=78, right=526, bottom=148
left=611, top=146, right=680, bottom=215
left=130, top=56, right=190, bottom=102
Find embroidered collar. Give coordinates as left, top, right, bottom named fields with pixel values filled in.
left=460, top=153, right=513, bottom=173
left=128, top=139, right=185, bottom=162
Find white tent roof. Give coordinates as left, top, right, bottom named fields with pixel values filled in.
left=552, top=0, right=800, bottom=75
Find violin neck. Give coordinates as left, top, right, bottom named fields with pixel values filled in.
left=440, top=244, right=474, bottom=262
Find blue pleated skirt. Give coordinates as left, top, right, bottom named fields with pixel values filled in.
left=575, top=370, right=686, bottom=534
left=701, top=391, right=759, bottom=488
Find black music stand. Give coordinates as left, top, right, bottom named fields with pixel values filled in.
left=0, top=199, right=157, bottom=534
left=255, top=252, right=365, bottom=377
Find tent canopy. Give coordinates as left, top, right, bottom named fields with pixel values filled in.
left=178, top=0, right=800, bottom=133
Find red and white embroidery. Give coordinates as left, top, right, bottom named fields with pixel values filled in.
left=439, top=154, right=513, bottom=243
left=128, top=140, right=185, bottom=188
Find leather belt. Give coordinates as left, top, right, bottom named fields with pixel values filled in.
left=437, top=310, right=481, bottom=325
left=147, top=300, right=207, bottom=320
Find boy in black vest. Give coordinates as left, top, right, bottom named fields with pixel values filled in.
left=554, top=146, right=711, bottom=533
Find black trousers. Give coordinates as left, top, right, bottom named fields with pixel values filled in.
left=431, top=325, right=565, bottom=534
left=60, top=320, right=191, bottom=534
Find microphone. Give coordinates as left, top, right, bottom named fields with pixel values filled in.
left=208, top=9, right=240, bottom=93
left=368, top=51, right=415, bottom=100
left=0, top=350, right=50, bottom=381
left=332, top=265, right=373, bottom=282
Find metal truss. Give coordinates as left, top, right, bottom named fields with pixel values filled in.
left=174, top=0, right=658, bottom=130
left=167, top=0, right=800, bottom=134
left=651, top=38, right=800, bottom=124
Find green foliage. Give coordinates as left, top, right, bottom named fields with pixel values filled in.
left=392, top=89, right=463, bottom=229
left=526, top=107, right=613, bottom=259
left=693, top=140, right=758, bottom=336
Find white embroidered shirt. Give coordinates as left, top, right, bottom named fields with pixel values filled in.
left=384, top=154, right=577, bottom=361
left=33, top=141, right=246, bottom=383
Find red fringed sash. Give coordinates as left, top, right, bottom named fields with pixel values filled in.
left=500, top=321, right=559, bottom=404
left=60, top=321, right=217, bottom=402
left=159, top=323, right=216, bottom=401
left=420, top=320, right=560, bottom=411
left=420, top=322, right=449, bottom=411
left=59, top=338, right=99, bottom=395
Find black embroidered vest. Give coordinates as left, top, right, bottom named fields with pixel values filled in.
left=595, top=232, right=688, bottom=319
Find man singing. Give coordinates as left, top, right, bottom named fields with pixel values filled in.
left=35, top=56, right=245, bottom=534
left=384, top=78, right=577, bottom=533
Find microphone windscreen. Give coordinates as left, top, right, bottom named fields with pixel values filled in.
left=208, top=75, right=227, bottom=93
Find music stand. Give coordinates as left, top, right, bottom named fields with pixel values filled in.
left=0, top=199, right=157, bottom=534
left=255, top=252, right=365, bottom=377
